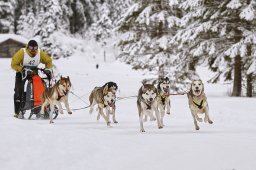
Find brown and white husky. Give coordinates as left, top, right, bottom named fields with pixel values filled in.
left=89, top=83, right=117, bottom=126
left=187, top=79, right=213, bottom=130
left=40, top=76, right=72, bottom=123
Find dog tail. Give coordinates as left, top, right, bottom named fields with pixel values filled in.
left=89, top=90, right=94, bottom=106
left=88, top=90, right=95, bottom=114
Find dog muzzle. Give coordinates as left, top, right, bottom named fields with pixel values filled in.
left=108, top=101, right=115, bottom=107
left=194, top=89, right=201, bottom=96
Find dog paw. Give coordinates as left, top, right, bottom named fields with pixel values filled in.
left=68, top=112, right=72, bottom=114
left=49, top=120, right=54, bottom=124
left=107, top=121, right=111, bottom=126
left=60, top=111, right=64, bottom=114
left=209, top=120, right=213, bottom=124
left=114, top=121, right=118, bottom=124
left=89, top=109, right=93, bottom=114
left=158, top=126, right=163, bottom=129
left=167, top=112, right=170, bottom=115
left=140, top=129, right=145, bottom=132
left=195, top=126, right=200, bottom=130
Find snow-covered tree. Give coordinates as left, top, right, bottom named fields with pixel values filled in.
left=17, top=7, right=36, bottom=38
left=87, top=0, right=134, bottom=43
left=34, top=0, right=72, bottom=58
left=0, top=1, right=14, bottom=33
left=117, top=0, right=190, bottom=91
left=171, top=0, right=256, bottom=96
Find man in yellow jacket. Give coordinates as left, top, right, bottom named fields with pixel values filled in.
left=11, top=40, right=53, bottom=118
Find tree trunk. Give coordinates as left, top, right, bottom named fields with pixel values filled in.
left=246, top=43, right=253, bottom=97
left=232, top=55, right=242, bottom=96
left=246, top=73, right=253, bottom=97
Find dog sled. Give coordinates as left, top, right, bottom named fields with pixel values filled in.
left=17, top=66, right=59, bottom=119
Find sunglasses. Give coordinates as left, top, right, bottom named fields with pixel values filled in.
left=28, top=46, right=38, bottom=50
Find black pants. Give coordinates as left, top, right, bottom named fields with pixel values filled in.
left=14, top=72, right=24, bottom=114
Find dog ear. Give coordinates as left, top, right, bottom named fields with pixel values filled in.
left=103, top=84, right=108, bottom=94
left=67, top=76, right=70, bottom=80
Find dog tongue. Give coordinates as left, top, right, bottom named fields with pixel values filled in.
left=109, top=102, right=114, bottom=107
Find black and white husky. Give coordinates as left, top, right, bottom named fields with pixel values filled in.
left=137, top=82, right=163, bottom=132
left=157, top=77, right=171, bottom=126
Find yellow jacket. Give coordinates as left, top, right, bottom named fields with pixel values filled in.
left=11, top=48, right=53, bottom=72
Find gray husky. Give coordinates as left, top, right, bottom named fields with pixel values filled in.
left=137, top=82, right=163, bottom=132
left=157, top=77, right=171, bottom=126
left=89, top=84, right=116, bottom=126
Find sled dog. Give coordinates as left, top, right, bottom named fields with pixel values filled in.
left=157, top=77, right=171, bottom=126
left=40, top=76, right=72, bottom=123
left=89, top=83, right=117, bottom=126
left=137, top=82, right=163, bottom=132
left=187, top=79, right=213, bottom=130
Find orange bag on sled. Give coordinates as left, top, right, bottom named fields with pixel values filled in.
left=32, top=75, right=45, bottom=106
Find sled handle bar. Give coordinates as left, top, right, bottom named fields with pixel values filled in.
left=22, top=67, right=50, bottom=80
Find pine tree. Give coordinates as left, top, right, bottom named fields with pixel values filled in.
left=34, top=0, right=72, bottom=58
left=0, top=1, right=14, bottom=33
left=17, top=7, right=36, bottom=38
left=171, top=0, right=256, bottom=96
left=117, top=0, right=188, bottom=90
left=88, top=0, right=134, bottom=43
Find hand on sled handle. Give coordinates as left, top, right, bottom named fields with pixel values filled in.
left=44, top=69, right=52, bottom=79
left=21, top=68, right=33, bottom=80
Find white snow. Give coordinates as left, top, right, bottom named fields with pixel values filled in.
left=1, top=52, right=256, bottom=170
left=0, top=33, right=28, bottom=44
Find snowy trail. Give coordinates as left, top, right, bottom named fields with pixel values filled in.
left=1, top=56, right=256, bottom=170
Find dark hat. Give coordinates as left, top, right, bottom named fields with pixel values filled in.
left=27, top=40, right=38, bottom=47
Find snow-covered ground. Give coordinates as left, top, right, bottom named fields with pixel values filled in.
left=1, top=53, right=256, bottom=170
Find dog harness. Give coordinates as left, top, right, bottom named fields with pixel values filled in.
left=157, top=92, right=169, bottom=106
left=101, top=97, right=114, bottom=108
left=192, top=99, right=204, bottom=109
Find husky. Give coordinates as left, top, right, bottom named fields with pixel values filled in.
left=89, top=83, right=117, bottom=126
left=157, top=77, right=171, bottom=126
left=40, top=76, right=72, bottom=123
left=137, top=82, right=163, bottom=132
left=187, top=79, right=213, bottom=130
left=96, top=82, right=118, bottom=123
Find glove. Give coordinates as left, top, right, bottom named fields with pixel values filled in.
left=44, top=69, right=52, bottom=79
